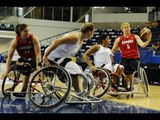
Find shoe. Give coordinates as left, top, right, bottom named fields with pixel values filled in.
left=13, top=93, right=26, bottom=97
left=117, top=87, right=128, bottom=92
left=66, top=92, right=84, bottom=102
left=76, top=91, right=89, bottom=101
left=13, top=89, right=27, bottom=97
left=76, top=91, right=85, bottom=97
left=126, top=87, right=134, bottom=91
left=109, top=87, right=118, bottom=93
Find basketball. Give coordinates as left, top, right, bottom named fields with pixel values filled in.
left=140, top=27, right=151, bottom=40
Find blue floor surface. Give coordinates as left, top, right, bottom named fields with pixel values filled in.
left=0, top=93, right=160, bottom=114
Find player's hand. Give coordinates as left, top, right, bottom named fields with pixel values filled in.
left=90, top=66, right=97, bottom=71
left=144, top=30, right=152, bottom=41
left=42, top=56, right=50, bottom=67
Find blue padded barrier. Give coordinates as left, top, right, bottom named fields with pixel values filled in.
left=114, top=52, right=121, bottom=63
left=150, top=56, right=160, bottom=64
left=114, top=51, right=153, bottom=64
left=140, top=51, right=153, bottom=64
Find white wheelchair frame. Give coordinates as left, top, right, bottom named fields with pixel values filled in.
left=132, top=61, right=150, bottom=97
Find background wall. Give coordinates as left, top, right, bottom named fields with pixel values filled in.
left=0, top=17, right=82, bottom=54
left=18, top=18, right=82, bottom=40
left=92, top=13, right=148, bottom=23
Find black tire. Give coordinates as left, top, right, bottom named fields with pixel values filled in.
left=1, top=64, right=21, bottom=97
left=89, top=67, right=111, bottom=98
left=28, top=65, right=72, bottom=109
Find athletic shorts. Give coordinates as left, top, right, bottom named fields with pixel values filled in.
left=49, top=57, right=83, bottom=75
left=120, top=58, right=140, bottom=75
left=23, top=56, right=36, bottom=70
left=103, top=63, right=124, bottom=73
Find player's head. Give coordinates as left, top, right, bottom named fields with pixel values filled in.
left=80, top=22, right=95, bottom=39
left=120, top=22, right=131, bottom=33
left=98, top=34, right=111, bottom=46
left=15, top=23, right=29, bottom=37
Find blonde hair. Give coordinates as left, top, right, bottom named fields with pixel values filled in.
left=80, top=22, right=95, bottom=34
left=120, top=22, right=130, bottom=30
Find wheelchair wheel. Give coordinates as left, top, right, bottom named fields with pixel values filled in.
left=89, top=67, right=111, bottom=98
left=139, top=67, right=150, bottom=97
left=1, top=64, right=21, bottom=97
left=28, top=65, right=72, bottom=109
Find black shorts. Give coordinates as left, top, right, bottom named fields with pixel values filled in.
left=23, top=56, right=36, bottom=70
left=120, top=58, right=140, bottom=75
left=15, top=56, right=36, bottom=75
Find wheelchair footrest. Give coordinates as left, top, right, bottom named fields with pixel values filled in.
left=107, top=91, right=133, bottom=95
left=65, top=94, right=102, bottom=104
left=4, top=91, right=27, bottom=94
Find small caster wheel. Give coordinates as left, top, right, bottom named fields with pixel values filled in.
left=131, top=94, right=134, bottom=98
left=126, top=95, right=130, bottom=99
left=117, top=95, right=121, bottom=99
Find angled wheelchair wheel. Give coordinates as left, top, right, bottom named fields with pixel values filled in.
left=139, top=67, right=150, bottom=97
left=28, top=65, right=72, bottom=109
left=1, top=64, right=22, bottom=97
left=89, top=67, right=111, bottom=98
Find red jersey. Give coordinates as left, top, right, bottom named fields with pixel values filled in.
left=16, top=34, right=35, bottom=58
left=119, top=34, right=140, bottom=58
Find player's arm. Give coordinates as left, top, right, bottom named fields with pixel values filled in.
left=6, top=39, right=17, bottom=72
left=135, top=34, right=152, bottom=48
left=83, top=45, right=99, bottom=70
left=43, top=33, right=78, bottom=66
left=32, top=35, right=41, bottom=70
left=111, top=37, right=120, bottom=54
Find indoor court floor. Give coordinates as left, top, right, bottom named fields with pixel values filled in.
left=0, top=62, right=160, bottom=114
left=0, top=80, right=160, bottom=114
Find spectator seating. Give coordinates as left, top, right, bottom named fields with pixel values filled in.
left=0, top=23, right=14, bottom=31
left=75, top=27, right=160, bottom=64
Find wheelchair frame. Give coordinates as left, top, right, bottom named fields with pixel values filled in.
left=27, top=65, right=107, bottom=109
left=2, top=64, right=25, bottom=97
left=106, top=61, right=150, bottom=98
left=132, top=61, right=150, bottom=97
left=86, top=60, right=150, bottom=99
left=1, top=58, right=36, bottom=98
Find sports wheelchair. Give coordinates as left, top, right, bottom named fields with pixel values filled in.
left=27, top=62, right=107, bottom=109
left=131, top=61, right=150, bottom=97
left=83, top=67, right=112, bottom=98
left=86, top=61, right=150, bottom=99
left=84, top=66, right=126, bottom=98
left=1, top=58, right=35, bottom=97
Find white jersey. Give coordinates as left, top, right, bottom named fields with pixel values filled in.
left=94, top=45, right=113, bottom=67
left=48, top=32, right=82, bottom=61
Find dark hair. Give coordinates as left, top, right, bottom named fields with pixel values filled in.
left=98, top=34, right=109, bottom=44
left=15, top=23, right=28, bottom=36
